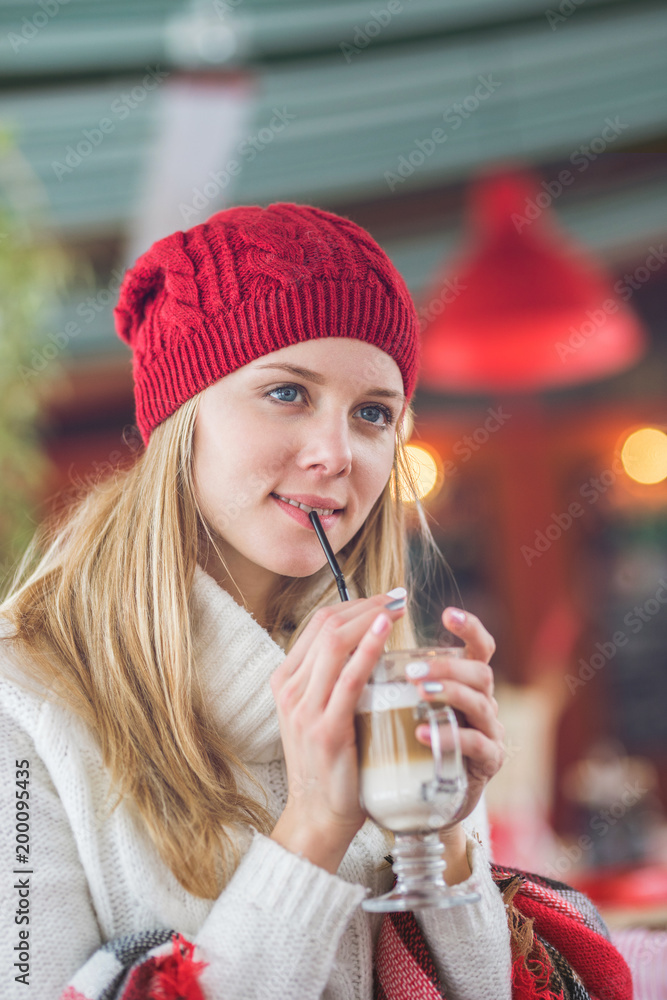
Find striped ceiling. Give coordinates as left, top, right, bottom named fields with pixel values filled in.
left=0, top=0, right=665, bottom=357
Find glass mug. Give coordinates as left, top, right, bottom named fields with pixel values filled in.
left=354, top=647, right=481, bottom=911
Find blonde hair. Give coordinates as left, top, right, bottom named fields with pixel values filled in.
left=0, top=390, right=438, bottom=898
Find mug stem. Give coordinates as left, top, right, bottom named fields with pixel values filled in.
left=392, top=831, right=448, bottom=889
left=361, top=830, right=481, bottom=912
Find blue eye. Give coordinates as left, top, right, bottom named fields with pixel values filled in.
left=358, top=405, right=392, bottom=426
left=268, top=385, right=301, bottom=403
left=265, top=385, right=393, bottom=427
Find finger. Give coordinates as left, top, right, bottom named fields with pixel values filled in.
left=277, top=599, right=405, bottom=713
left=416, top=724, right=504, bottom=777
left=442, top=608, right=496, bottom=664
left=273, top=592, right=401, bottom=687
left=408, top=654, right=495, bottom=698
left=416, top=680, right=502, bottom=741
left=301, top=602, right=405, bottom=710
left=458, top=729, right=505, bottom=778
left=324, top=612, right=393, bottom=722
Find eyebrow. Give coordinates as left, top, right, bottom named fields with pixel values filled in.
left=253, top=362, right=406, bottom=401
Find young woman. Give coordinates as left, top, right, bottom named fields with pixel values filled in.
left=0, top=204, right=630, bottom=1000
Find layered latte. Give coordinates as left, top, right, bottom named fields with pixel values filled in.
left=355, top=682, right=450, bottom=832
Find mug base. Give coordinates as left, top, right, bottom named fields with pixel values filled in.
left=361, top=885, right=481, bottom=912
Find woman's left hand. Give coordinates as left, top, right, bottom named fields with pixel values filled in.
left=408, top=607, right=504, bottom=825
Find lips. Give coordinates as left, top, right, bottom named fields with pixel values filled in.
left=270, top=493, right=344, bottom=529
left=270, top=493, right=344, bottom=517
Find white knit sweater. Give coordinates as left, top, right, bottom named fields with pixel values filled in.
left=0, top=563, right=511, bottom=999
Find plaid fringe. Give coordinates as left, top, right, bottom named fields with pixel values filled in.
left=372, top=865, right=634, bottom=1000
left=59, top=866, right=634, bottom=1000
left=60, top=931, right=207, bottom=1000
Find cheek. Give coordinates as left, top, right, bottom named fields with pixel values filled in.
left=356, top=440, right=395, bottom=507
left=193, top=417, right=241, bottom=509
left=194, top=418, right=287, bottom=519
left=193, top=445, right=226, bottom=523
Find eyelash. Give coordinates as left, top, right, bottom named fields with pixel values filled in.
left=264, top=384, right=395, bottom=428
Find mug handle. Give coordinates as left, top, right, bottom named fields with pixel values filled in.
left=422, top=703, right=467, bottom=801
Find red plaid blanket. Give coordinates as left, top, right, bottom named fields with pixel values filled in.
left=374, top=866, right=633, bottom=1000
left=60, top=866, right=633, bottom=1000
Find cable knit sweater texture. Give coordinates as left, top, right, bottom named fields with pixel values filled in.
left=0, top=563, right=511, bottom=999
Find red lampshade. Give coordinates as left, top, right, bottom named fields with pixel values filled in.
left=419, top=170, right=647, bottom=392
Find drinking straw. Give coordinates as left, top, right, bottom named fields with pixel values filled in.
left=309, top=511, right=351, bottom=602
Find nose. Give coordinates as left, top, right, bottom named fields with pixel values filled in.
left=295, top=413, right=353, bottom=478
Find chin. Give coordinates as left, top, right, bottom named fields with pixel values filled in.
left=253, top=539, right=330, bottom=579
left=267, top=555, right=329, bottom=579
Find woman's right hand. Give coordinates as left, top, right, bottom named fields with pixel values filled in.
left=269, top=593, right=406, bottom=873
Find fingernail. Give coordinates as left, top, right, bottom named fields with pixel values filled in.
left=372, top=613, right=390, bottom=635
left=422, top=681, right=444, bottom=693
left=386, top=586, right=407, bottom=599
left=447, top=608, right=466, bottom=626
left=384, top=597, right=406, bottom=611
left=406, top=660, right=430, bottom=679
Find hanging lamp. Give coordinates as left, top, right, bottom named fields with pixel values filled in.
left=419, top=170, right=647, bottom=393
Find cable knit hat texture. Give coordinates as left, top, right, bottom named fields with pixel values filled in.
left=113, top=202, right=420, bottom=444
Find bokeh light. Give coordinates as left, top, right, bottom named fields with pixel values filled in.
left=403, top=443, right=442, bottom=501
left=621, top=427, right=667, bottom=485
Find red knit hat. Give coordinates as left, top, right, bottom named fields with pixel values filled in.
left=113, top=202, right=420, bottom=444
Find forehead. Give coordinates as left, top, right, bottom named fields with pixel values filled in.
left=246, top=337, right=404, bottom=393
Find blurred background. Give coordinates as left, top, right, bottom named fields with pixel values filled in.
left=1, top=0, right=666, bottom=970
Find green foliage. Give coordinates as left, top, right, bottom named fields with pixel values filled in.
left=0, top=125, right=77, bottom=586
